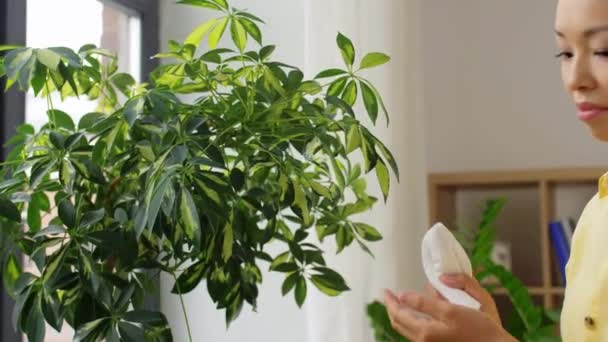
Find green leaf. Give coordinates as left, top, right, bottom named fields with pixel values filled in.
left=58, top=198, right=76, bottom=229
left=365, top=128, right=399, bottom=180
left=223, top=218, right=234, bottom=262
left=342, top=80, right=357, bottom=106
left=185, top=18, right=219, bottom=48
left=269, top=251, right=290, bottom=270
left=65, top=132, right=84, bottom=150
left=281, top=272, right=299, bottom=296
left=71, top=158, right=106, bottom=184
left=336, top=226, right=347, bottom=253
left=74, top=318, right=109, bottom=342
left=336, top=32, right=355, bottom=67
left=147, top=173, right=174, bottom=231
left=310, top=267, right=350, bottom=296
left=353, top=222, right=383, bottom=242
left=42, top=246, right=67, bottom=288
left=30, top=62, right=46, bottom=95
left=292, top=183, right=311, bottom=225
left=346, top=125, right=360, bottom=154
left=273, top=262, right=299, bottom=273
left=48, top=47, right=82, bottom=67
left=208, top=17, right=229, bottom=49
left=229, top=168, right=245, bottom=191
left=78, top=112, right=107, bottom=131
left=41, top=289, right=63, bottom=332
left=295, top=275, right=307, bottom=307
left=60, top=159, right=76, bottom=192
left=360, top=81, right=379, bottom=124
left=177, top=0, right=223, bottom=10
left=0, top=195, right=21, bottom=222
left=172, top=261, right=207, bottom=294
left=33, top=225, right=66, bottom=238
left=122, top=311, right=173, bottom=341
left=79, top=208, right=105, bottom=229
left=329, top=154, right=345, bottom=190
left=236, top=11, right=265, bottom=24
left=30, top=159, right=57, bottom=188
left=259, top=45, right=275, bottom=60
left=27, top=200, right=41, bottom=232
left=362, top=79, right=390, bottom=124
left=298, top=81, right=322, bottom=95
left=180, top=188, right=201, bottom=246
left=4, top=47, right=33, bottom=84
left=326, top=95, right=354, bottom=117
left=123, top=95, right=145, bottom=127
left=327, top=76, right=348, bottom=97
left=36, top=48, right=61, bottom=70
left=310, top=181, right=332, bottom=199
left=0, top=45, right=21, bottom=52
left=25, top=301, right=46, bottom=342
left=0, top=179, right=22, bottom=193
left=230, top=19, right=248, bottom=52
left=49, top=131, right=65, bottom=149
left=367, top=301, right=409, bottom=342
left=17, top=54, right=35, bottom=91
left=360, top=131, right=377, bottom=173
left=47, top=109, right=75, bottom=131
left=239, top=18, right=262, bottom=45
left=212, top=0, right=229, bottom=9
left=315, top=68, right=347, bottom=79
left=375, top=159, right=390, bottom=202
left=3, top=253, right=21, bottom=298
left=118, top=322, right=145, bottom=342
left=359, top=52, right=390, bottom=70
left=111, top=73, right=136, bottom=96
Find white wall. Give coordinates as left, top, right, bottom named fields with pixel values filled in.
left=422, top=0, right=608, bottom=172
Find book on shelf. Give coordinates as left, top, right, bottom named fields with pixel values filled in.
left=549, top=220, right=570, bottom=286
left=559, top=217, right=575, bottom=247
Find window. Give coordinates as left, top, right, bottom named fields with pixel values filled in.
left=0, top=0, right=158, bottom=340
left=26, top=0, right=143, bottom=129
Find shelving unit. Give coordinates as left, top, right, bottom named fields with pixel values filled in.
left=428, top=167, right=606, bottom=318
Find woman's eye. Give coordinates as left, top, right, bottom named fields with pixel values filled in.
left=595, top=50, right=608, bottom=57
left=555, top=51, right=573, bottom=59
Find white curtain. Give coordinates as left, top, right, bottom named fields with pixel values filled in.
left=303, top=0, right=429, bottom=341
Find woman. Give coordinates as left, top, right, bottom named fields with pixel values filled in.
left=385, top=0, right=608, bottom=340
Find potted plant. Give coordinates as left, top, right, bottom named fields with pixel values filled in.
left=0, top=0, right=398, bottom=340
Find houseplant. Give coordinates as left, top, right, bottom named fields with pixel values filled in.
left=367, top=199, right=561, bottom=342
left=0, top=0, right=397, bottom=341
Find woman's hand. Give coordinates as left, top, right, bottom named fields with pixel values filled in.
left=384, top=289, right=516, bottom=342
left=430, top=274, right=501, bottom=325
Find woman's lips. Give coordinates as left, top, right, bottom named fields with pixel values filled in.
left=577, top=102, right=608, bottom=122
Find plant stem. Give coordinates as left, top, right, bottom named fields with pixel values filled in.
left=44, top=72, right=56, bottom=129
left=172, top=271, right=193, bottom=342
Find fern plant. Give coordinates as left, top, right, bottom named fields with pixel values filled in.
left=0, top=0, right=398, bottom=340
left=367, top=199, right=561, bottom=342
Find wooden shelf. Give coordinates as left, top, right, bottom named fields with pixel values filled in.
left=491, top=287, right=565, bottom=296
left=428, top=167, right=605, bottom=187
left=428, top=167, right=605, bottom=316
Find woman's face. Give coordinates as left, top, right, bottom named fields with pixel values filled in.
left=556, top=0, right=608, bottom=141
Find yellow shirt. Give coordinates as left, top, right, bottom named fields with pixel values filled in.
left=561, top=172, right=608, bottom=341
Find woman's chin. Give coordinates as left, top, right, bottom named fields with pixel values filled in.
left=590, top=128, right=608, bottom=142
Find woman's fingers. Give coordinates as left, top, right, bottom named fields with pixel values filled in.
left=400, top=292, right=452, bottom=321
left=384, top=290, right=438, bottom=339
left=440, top=274, right=490, bottom=302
